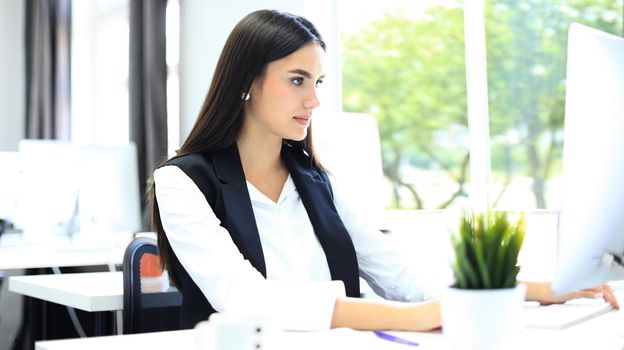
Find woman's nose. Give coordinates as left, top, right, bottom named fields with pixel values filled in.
left=303, top=87, right=320, bottom=109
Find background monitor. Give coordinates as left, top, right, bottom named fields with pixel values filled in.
left=14, top=140, right=141, bottom=241
left=76, top=143, right=142, bottom=236
left=15, top=141, right=82, bottom=238
left=0, top=151, right=21, bottom=225
left=552, top=23, right=624, bottom=293
left=314, top=112, right=386, bottom=227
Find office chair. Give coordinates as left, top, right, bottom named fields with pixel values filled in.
left=122, top=236, right=182, bottom=334
left=0, top=271, right=4, bottom=324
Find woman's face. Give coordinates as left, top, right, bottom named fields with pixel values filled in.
left=244, top=42, right=325, bottom=142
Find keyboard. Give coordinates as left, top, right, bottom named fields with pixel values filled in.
left=522, top=299, right=614, bottom=329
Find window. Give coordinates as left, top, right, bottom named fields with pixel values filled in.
left=166, top=0, right=180, bottom=157
left=71, top=0, right=130, bottom=146
left=72, top=0, right=179, bottom=152
left=486, top=0, right=623, bottom=210
left=339, top=1, right=622, bottom=278
left=341, top=1, right=623, bottom=211
left=341, top=0, right=469, bottom=210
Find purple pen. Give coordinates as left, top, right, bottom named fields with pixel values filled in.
left=373, top=330, right=420, bottom=347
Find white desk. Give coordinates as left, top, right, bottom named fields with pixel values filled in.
left=33, top=328, right=425, bottom=350
left=8, top=272, right=126, bottom=344
left=2, top=232, right=136, bottom=349
left=0, top=232, right=131, bottom=270
left=8, top=271, right=173, bottom=312
left=9, top=272, right=124, bottom=312
left=23, top=286, right=624, bottom=349
left=8, top=270, right=177, bottom=348
left=32, top=310, right=624, bottom=350
left=35, top=329, right=197, bottom=350
left=12, top=273, right=624, bottom=349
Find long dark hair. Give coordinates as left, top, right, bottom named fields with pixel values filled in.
left=151, top=10, right=326, bottom=287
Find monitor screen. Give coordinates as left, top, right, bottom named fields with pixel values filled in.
left=76, top=143, right=142, bottom=236
left=15, top=141, right=82, bottom=237
left=14, top=140, right=141, bottom=240
left=0, top=151, right=21, bottom=224
left=552, top=23, right=624, bottom=293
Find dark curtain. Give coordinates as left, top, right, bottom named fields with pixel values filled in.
left=129, top=0, right=168, bottom=229
left=24, top=0, right=71, bottom=140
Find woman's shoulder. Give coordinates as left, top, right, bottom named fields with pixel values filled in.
left=163, top=144, right=241, bottom=171
left=164, top=152, right=208, bottom=167
left=155, top=152, right=221, bottom=200
left=157, top=152, right=219, bottom=186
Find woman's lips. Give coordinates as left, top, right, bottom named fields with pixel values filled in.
left=293, top=116, right=311, bottom=126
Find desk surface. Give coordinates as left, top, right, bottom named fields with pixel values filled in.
left=9, top=272, right=124, bottom=312
left=16, top=278, right=624, bottom=349
left=12, top=270, right=624, bottom=349
left=35, top=329, right=197, bottom=350
left=0, top=232, right=131, bottom=270
left=33, top=328, right=430, bottom=350
left=33, top=310, right=624, bottom=350
left=8, top=271, right=172, bottom=312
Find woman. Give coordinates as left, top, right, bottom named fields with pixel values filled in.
left=151, top=9, right=618, bottom=331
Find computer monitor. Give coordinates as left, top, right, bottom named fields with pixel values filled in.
left=15, top=141, right=83, bottom=238
left=552, top=23, right=624, bottom=293
left=14, top=140, right=141, bottom=240
left=314, top=112, right=386, bottom=227
left=76, top=143, right=142, bottom=236
left=0, top=151, right=21, bottom=224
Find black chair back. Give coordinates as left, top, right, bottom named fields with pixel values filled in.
left=0, top=271, right=4, bottom=324
left=122, top=236, right=182, bottom=334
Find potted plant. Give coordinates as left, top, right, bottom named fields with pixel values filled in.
left=441, top=210, right=527, bottom=350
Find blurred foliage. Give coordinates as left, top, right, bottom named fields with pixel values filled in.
left=342, top=0, right=622, bottom=209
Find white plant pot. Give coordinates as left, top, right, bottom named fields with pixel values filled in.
left=441, top=284, right=527, bottom=350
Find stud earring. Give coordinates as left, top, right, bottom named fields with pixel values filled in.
left=241, top=92, right=251, bottom=101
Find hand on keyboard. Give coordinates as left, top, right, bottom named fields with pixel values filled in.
left=523, top=299, right=614, bottom=329
left=524, top=281, right=620, bottom=309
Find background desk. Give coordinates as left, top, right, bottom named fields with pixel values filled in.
left=8, top=271, right=176, bottom=313
left=0, top=232, right=130, bottom=270
left=7, top=272, right=124, bottom=350
left=9, top=272, right=124, bottom=312
left=0, top=233, right=132, bottom=349
left=8, top=270, right=178, bottom=346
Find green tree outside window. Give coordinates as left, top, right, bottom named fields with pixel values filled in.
left=342, top=0, right=622, bottom=209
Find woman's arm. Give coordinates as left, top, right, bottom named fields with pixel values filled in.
left=329, top=281, right=620, bottom=332
left=524, top=281, right=619, bottom=308
left=331, top=297, right=441, bottom=331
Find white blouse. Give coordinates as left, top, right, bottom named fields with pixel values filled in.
left=154, top=165, right=443, bottom=331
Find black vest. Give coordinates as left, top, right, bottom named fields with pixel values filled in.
left=162, top=143, right=360, bottom=329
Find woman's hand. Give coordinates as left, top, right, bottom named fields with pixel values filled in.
left=331, top=297, right=441, bottom=331
left=524, top=281, right=619, bottom=309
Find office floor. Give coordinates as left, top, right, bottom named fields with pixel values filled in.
left=0, top=269, right=24, bottom=350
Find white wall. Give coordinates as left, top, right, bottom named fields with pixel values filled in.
left=0, top=0, right=25, bottom=151
left=178, top=0, right=339, bottom=144
left=0, top=0, right=24, bottom=336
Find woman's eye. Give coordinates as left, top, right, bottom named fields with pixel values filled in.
left=291, top=77, right=304, bottom=86
left=315, top=79, right=324, bottom=87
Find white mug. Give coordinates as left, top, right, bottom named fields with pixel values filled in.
left=195, top=313, right=276, bottom=350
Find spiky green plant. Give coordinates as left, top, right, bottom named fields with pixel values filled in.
left=450, top=211, right=526, bottom=289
